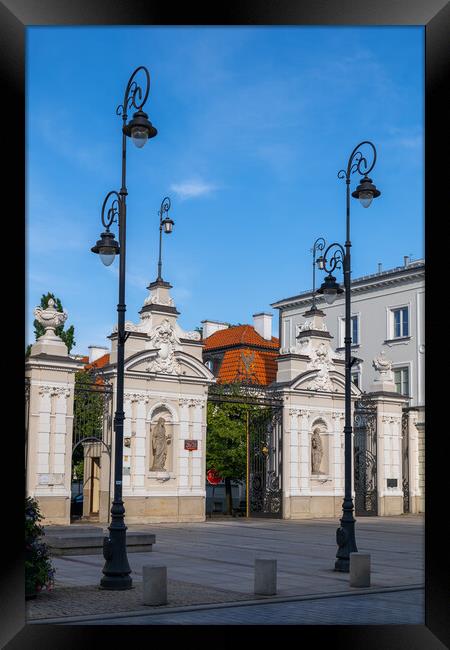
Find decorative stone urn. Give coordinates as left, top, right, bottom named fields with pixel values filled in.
left=34, top=298, right=67, bottom=338
left=31, top=298, right=69, bottom=357
left=371, top=350, right=396, bottom=391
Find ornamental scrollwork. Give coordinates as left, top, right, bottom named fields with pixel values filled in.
left=307, top=342, right=334, bottom=391
left=146, top=319, right=181, bottom=375
left=116, top=66, right=150, bottom=118
left=38, top=385, right=71, bottom=398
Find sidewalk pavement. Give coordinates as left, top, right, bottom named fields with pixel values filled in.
left=28, top=514, right=424, bottom=624
left=65, top=587, right=426, bottom=626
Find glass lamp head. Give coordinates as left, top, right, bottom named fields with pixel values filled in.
left=123, top=110, right=157, bottom=147
left=317, top=273, right=344, bottom=305
left=91, top=231, right=120, bottom=266
left=351, top=175, right=381, bottom=208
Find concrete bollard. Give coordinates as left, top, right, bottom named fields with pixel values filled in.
left=349, top=553, right=371, bottom=587
left=254, top=558, right=277, bottom=595
left=143, top=565, right=168, bottom=605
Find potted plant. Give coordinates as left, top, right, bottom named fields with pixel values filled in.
left=25, top=496, right=55, bottom=599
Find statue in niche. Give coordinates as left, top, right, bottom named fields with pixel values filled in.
left=311, top=428, right=324, bottom=474
left=150, top=417, right=171, bottom=471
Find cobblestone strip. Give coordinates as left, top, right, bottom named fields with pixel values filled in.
left=26, top=580, right=251, bottom=621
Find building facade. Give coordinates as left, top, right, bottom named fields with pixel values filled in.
left=272, top=257, right=425, bottom=409
left=272, top=256, right=425, bottom=513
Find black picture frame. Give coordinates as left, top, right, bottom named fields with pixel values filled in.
left=4, top=0, right=447, bottom=647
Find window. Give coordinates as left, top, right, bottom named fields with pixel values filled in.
left=339, top=315, right=359, bottom=347
left=351, top=316, right=359, bottom=345
left=394, top=367, right=409, bottom=396
left=351, top=372, right=360, bottom=388
left=391, top=307, right=409, bottom=338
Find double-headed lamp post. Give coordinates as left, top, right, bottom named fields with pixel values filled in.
left=91, top=66, right=157, bottom=590
left=156, top=196, right=174, bottom=281
left=315, top=141, right=381, bottom=572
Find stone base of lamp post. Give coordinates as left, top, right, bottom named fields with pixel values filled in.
left=335, top=498, right=358, bottom=572
left=100, top=501, right=132, bottom=590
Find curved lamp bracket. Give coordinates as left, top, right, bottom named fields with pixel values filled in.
left=116, top=66, right=151, bottom=118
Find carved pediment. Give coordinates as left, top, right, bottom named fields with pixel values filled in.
left=124, top=348, right=215, bottom=381
left=291, top=369, right=361, bottom=395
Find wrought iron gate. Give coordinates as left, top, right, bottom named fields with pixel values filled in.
left=72, top=369, right=113, bottom=520
left=353, top=394, right=378, bottom=516
left=207, top=385, right=283, bottom=518
left=248, top=405, right=283, bottom=518
left=401, top=410, right=410, bottom=513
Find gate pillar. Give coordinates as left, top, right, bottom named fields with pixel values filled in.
left=368, top=352, right=409, bottom=516
left=276, top=307, right=359, bottom=519
left=101, top=278, right=215, bottom=523
left=25, top=300, right=84, bottom=524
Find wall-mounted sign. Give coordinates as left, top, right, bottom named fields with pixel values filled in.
left=184, top=439, right=198, bottom=451
left=387, top=478, right=398, bottom=488
left=38, top=473, right=64, bottom=486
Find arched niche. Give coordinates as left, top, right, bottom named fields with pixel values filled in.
left=147, top=405, right=174, bottom=473
left=310, top=418, right=329, bottom=476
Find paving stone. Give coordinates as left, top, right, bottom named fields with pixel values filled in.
left=33, top=515, right=424, bottom=623
left=26, top=580, right=253, bottom=621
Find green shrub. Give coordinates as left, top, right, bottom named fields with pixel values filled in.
left=25, top=496, right=55, bottom=597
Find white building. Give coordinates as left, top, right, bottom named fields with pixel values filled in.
left=272, top=256, right=425, bottom=409
left=272, top=256, right=425, bottom=513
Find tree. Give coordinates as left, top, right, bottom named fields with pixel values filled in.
left=206, top=383, right=251, bottom=515
left=72, top=369, right=107, bottom=472
left=26, top=292, right=76, bottom=356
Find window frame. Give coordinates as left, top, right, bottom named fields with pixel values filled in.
left=338, top=313, right=360, bottom=348
left=392, top=363, right=411, bottom=398
left=387, top=303, right=411, bottom=340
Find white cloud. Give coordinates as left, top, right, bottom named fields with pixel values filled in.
left=170, top=179, right=218, bottom=200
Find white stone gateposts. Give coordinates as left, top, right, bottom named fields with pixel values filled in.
left=25, top=300, right=85, bottom=524
left=276, top=307, right=360, bottom=519
left=275, top=307, right=421, bottom=519
left=368, top=355, right=410, bottom=516
left=101, top=278, right=215, bottom=523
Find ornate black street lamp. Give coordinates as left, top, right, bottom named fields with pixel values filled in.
left=156, top=196, right=174, bottom=281
left=316, top=141, right=380, bottom=572
left=311, top=237, right=326, bottom=310
left=91, top=66, right=157, bottom=590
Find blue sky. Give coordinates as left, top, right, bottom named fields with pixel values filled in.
left=26, top=26, right=424, bottom=354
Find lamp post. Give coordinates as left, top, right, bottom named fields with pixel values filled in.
left=311, top=237, right=326, bottom=310
left=316, top=141, right=380, bottom=572
left=156, top=196, right=174, bottom=281
left=91, top=66, right=157, bottom=590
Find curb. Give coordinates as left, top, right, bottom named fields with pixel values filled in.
left=30, top=583, right=424, bottom=625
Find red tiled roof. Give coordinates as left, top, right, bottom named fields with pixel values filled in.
left=216, top=348, right=278, bottom=386
left=203, top=325, right=279, bottom=351
left=83, top=353, right=110, bottom=371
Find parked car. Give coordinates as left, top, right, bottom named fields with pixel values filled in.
left=70, top=492, right=83, bottom=519
left=205, top=479, right=246, bottom=516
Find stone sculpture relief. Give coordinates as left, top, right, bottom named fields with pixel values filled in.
left=311, top=428, right=324, bottom=474
left=146, top=319, right=181, bottom=375
left=150, top=417, right=171, bottom=471
left=183, top=330, right=202, bottom=341
left=143, top=291, right=175, bottom=307
left=308, top=342, right=334, bottom=391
